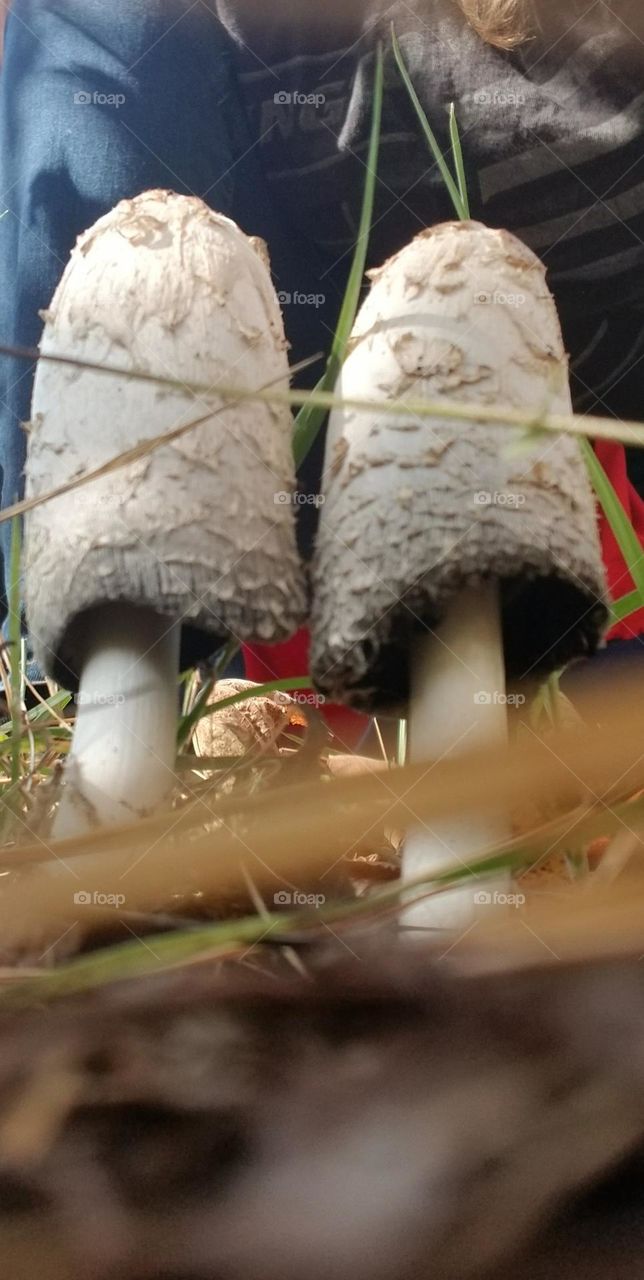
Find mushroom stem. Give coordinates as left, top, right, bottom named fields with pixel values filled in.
left=54, top=606, right=180, bottom=839
left=403, top=582, right=510, bottom=932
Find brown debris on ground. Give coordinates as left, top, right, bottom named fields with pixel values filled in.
left=0, top=944, right=643, bottom=1278
left=193, top=679, right=307, bottom=762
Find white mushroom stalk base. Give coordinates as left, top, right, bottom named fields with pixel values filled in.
left=403, top=583, right=511, bottom=933
left=54, top=607, right=181, bottom=840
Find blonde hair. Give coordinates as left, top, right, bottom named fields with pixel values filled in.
left=456, top=0, right=531, bottom=48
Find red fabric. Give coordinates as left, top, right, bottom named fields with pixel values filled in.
left=246, top=444, right=644, bottom=703
left=594, top=440, right=644, bottom=641
left=242, top=627, right=369, bottom=750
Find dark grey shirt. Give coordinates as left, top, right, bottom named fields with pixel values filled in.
left=218, top=1, right=644, bottom=418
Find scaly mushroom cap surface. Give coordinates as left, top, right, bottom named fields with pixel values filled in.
left=311, top=222, right=608, bottom=711
left=25, top=190, right=305, bottom=688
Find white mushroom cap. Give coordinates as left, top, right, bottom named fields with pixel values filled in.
left=311, top=222, right=607, bottom=711
left=25, top=190, right=305, bottom=687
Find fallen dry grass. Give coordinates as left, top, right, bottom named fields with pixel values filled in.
left=0, top=672, right=638, bottom=999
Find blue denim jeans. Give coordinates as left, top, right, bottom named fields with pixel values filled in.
left=0, top=0, right=342, bottom=620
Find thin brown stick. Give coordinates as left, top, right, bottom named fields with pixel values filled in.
left=0, top=349, right=321, bottom=526
left=0, top=342, right=640, bottom=529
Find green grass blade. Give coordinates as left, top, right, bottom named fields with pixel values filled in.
left=0, top=835, right=564, bottom=1008
left=580, top=438, right=644, bottom=609
left=0, top=690, right=72, bottom=740
left=178, top=675, right=313, bottom=747
left=292, top=40, right=384, bottom=468
left=610, top=589, right=642, bottom=625
left=449, top=101, right=470, bottom=219
left=25, top=689, right=72, bottom=725
left=391, top=23, right=467, bottom=221
left=176, top=639, right=241, bottom=748
left=178, top=678, right=216, bottom=748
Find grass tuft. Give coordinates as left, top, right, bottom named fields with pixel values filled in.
left=292, top=41, right=384, bottom=467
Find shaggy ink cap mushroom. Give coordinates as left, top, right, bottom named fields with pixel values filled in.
left=25, top=189, right=306, bottom=690
left=310, top=222, right=608, bottom=713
